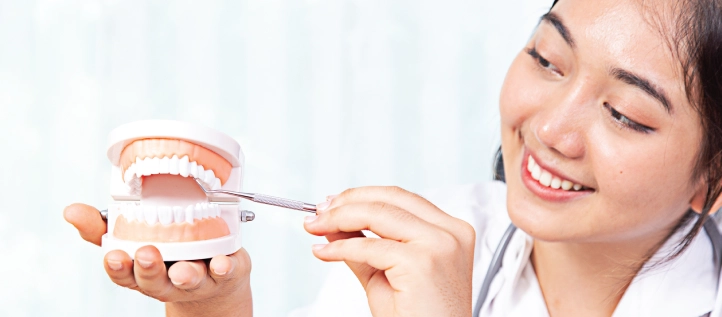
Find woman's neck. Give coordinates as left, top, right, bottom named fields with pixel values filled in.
left=530, top=232, right=669, bottom=317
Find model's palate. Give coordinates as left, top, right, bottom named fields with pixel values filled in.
left=527, top=155, right=585, bottom=191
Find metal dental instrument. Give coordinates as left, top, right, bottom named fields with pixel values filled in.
left=193, top=178, right=317, bottom=213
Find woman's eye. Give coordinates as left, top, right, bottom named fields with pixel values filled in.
left=603, top=102, right=654, bottom=133
left=526, top=47, right=562, bottom=75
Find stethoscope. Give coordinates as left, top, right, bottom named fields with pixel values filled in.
left=471, top=213, right=722, bottom=317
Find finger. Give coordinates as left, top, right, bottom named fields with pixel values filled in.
left=325, top=231, right=366, bottom=243
left=165, top=260, right=208, bottom=291
left=321, top=186, right=445, bottom=223
left=323, top=231, right=374, bottom=286
left=313, top=237, right=408, bottom=287
left=133, top=246, right=186, bottom=302
left=306, top=202, right=439, bottom=242
left=208, top=248, right=251, bottom=283
left=104, top=250, right=138, bottom=290
left=63, top=203, right=107, bottom=246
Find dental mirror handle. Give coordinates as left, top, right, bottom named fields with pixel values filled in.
left=251, top=193, right=317, bottom=213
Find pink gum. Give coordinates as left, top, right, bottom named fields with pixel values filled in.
left=113, top=215, right=231, bottom=242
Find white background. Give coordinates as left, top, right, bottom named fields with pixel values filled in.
left=0, top=0, right=548, bottom=315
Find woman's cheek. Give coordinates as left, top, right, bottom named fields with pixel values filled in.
left=499, top=59, right=547, bottom=130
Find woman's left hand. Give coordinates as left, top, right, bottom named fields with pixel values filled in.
left=304, top=186, right=476, bottom=317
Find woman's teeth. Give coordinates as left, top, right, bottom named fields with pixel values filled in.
left=527, top=155, right=584, bottom=191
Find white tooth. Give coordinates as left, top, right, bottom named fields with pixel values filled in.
left=204, top=169, right=215, bottom=185
left=142, top=157, right=153, bottom=176
left=539, top=170, right=552, bottom=187
left=211, top=178, right=221, bottom=190
left=158, top=206, right=173, bottom=225
left=169, top=155, right=179, bottom=175
left=124, top=165, right=134, bottom=183
left=551, top=177, right=562, bottom=189
left=144, top=205, right=158, bottom=225
left=198, top=165, right=205, bottom=179
left=185, top=205, right=194, bottom=224
left=197, top=169, right=206, bottom=184
left=124, top=204, right=135, bottom=222
left=202, top=203, right=210, bottom=219
left=121, top=204, right=129, bottom=221
left=159, top=157, right=170, bottom=174
left=561, top=180, right=574, bottom=190
left=173, top=206, right=184, bottom=223
left=190, top=161, right=198, bottom=178
left=527, top=156, right=535, bottom=172
left=531, top=164, right=542, bottom=180
left=194, top=203, right=203, bottom=220
left=215, top=204, right=222, bottom=217
left=179, top=156, right=190, bottom=177
left=135, top=157, right=143, bottom=177
left=150, top=157, right=161, bottom=175
left=135, top=205, right=144, bottom=222
left=573, top=184, right=583, bottom=191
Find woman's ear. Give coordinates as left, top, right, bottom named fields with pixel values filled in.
left=691, top=185, right=722, bottom=215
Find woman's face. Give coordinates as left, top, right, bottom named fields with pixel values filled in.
left=500, top=0, right=705, bottom=243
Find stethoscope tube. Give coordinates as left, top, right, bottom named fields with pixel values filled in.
left=472, top=223, right=517, bottom=317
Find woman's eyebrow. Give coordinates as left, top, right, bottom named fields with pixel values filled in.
left=541, top=12, right=575, bottom=48
left=611, top=68, right=673, bottom=114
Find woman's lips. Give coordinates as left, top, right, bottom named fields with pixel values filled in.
left=520, top=152, right=593, bottom=202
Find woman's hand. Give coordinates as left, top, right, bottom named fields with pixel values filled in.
left=304, top=187, right=476, bottom=317
left=63, top=203, right=252, bottom=317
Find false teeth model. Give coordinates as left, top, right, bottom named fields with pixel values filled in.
left=102, top=120, right=245, bottom=261
left=111, top=138, right=232, bottom=242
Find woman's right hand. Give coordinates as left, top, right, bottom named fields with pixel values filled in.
left=63, top=203, right=253, bottom=317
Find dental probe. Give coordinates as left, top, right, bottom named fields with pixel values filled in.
left=193, top=178, right=317, bottom=213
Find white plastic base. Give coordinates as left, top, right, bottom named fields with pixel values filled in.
left=101, top=231, right=242, bottom=261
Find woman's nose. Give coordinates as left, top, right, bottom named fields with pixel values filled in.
left=532, top=98, right=587, bottom=160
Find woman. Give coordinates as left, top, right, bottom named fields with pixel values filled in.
left=64, top=0, right=722, bottom=315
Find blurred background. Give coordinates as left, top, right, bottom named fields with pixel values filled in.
left=0, top=0, right=548, bottom=315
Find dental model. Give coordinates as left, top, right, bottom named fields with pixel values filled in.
left=102, top=120, right=247, bottom=260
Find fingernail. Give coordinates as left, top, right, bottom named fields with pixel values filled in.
left=312, top=244, right=327, bottom=251
left=213, top=267, right=228, bottom=276
left=304, top=215, right=318, bottom=223
left=326, top=194, right=338, bottom=201
left=137, top=259, right=153, bottom=269
left=107, top=260, right=123, bottom=271
left=170, top=278, right=185, bottom=286
left=316, top=200, right=331, bottom=213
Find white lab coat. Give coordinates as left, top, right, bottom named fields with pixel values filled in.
left=290, top=181, right=720, bottom=317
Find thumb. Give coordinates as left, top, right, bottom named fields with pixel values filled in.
left=63, top=203, right=107, bottom=246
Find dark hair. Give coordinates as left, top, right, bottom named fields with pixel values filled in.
left=664, top=0, right=722, bottom=259
left=493, top=0, right=722, bottom=260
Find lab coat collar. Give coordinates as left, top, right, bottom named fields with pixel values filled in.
left=486, top=223, right=716, bottom=316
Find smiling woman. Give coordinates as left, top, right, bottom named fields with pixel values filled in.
left=62, top=0, right=722, bottom=316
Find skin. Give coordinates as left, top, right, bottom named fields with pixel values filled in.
left=500, top=0, right=722, bottom=315
left=64, top=0, right=722, bottom=315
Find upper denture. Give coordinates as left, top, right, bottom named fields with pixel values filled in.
left=119, top=139, right=232, bottom=185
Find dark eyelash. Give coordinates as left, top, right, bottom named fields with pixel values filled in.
left=603, top=102, right=654, bottom=134
left=526, top=47, right=553, bottom=69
